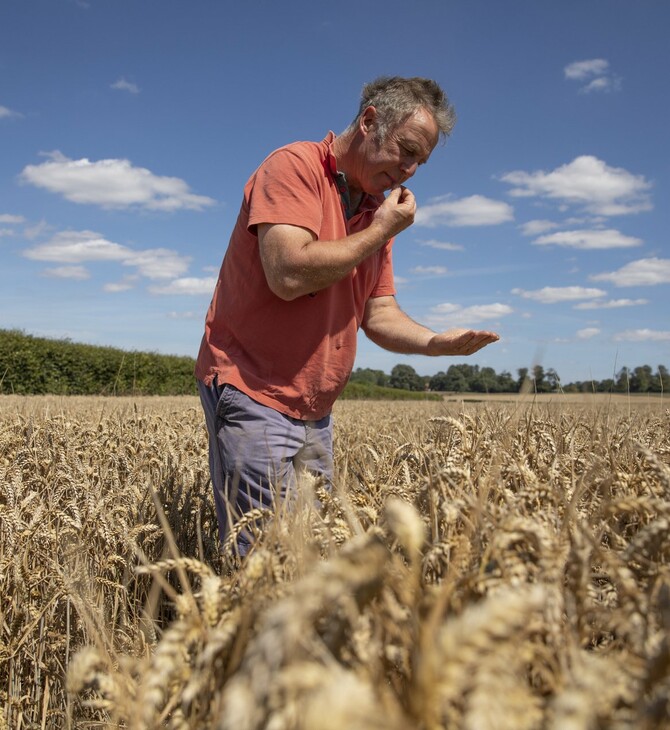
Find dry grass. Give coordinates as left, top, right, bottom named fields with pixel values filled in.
left=1, top=393, right=669, bottom=728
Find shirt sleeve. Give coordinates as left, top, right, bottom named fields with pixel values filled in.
left=370, top=239, right=397, bottom=298
left=247, top=147, right=323, bottom=238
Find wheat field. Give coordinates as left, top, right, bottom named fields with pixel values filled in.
left=1, top=393, right=669, bottom=729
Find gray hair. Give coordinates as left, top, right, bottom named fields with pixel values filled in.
left=347, top=76, right=456, bottom=143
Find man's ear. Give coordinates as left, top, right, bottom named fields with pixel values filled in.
left=359, top=106, right=377, bottom=136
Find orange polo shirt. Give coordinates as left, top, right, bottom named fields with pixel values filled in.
left=195, top=132, right=396, bottom=420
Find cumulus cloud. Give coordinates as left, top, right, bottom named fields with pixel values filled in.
left=167, top=310, right=200, bottom=320
left=564, top=58, right=621, bottom=93
left=104, top=277, right=137, bottom=293
left=25, top=230, right=130, bottom=262
left=519, top=219, right=559, bottom=236
left=20, top=152, right=215, bottom=211
left=533, top=228, right=643, bottom=249
left=0, top=214, right=26, bottom=224
left=512, top=286, right=606, bottom=304
left=577, top=327, right=600, bottom=339
left=591, top=257, right=670, bottom=287
left=574, top=298, right=648, bottom=310
left=500, top=156, right=652, bottom=216
left=415, top=194, right=514, bottom=227
left=111, top=77, right=140, bottom=94
left=419, top=239, right=464, bottom=251
left=42, top=265, right=90, bottom=280
left=124, top=249, right=191, bottom=280
left=149, top=277, right=217, bottom=295
left=0, top=105, right=22, bottom=119
left=24, top=230, right=191, bottom=280
left=424, top=302, right=513, bottom=327
left=410, top=265, right=448, bottom=276
left=564, top=59, right=610, bottom=80
left=614, top=329, right=670, bottom=342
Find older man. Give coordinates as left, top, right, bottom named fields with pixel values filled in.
left=196, top=76, right=499, bottom=556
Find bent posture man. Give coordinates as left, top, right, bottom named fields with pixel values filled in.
left=196, top=76, right=499, bottom=556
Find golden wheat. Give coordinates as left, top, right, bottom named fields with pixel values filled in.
left=0, top=394, right=668, bottom=728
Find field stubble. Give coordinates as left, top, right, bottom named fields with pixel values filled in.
left=0, top=393, right=669, bottom=729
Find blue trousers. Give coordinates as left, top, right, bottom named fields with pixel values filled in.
left=198, top=380, right=333, bottom=556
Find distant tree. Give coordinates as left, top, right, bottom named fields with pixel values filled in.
left=615, top=367, right=631, bottom=393
left=545, top=368, right=561, bottom=392
left=429, top=370, right=447, bottom=391
left=496, top=370, right=516, bottom=392
left=349, top=367, right=389, bottom=387
left=442, top=365, right=471, bottom=392
left=656, top=365, right=670, bottom=392
left=471, top=366, right=498, bottom=393
left=631, top=365, right=653, bottom=393
left=532, top=365, right=551, bottom=393
left=389, top=363, right=424, bottom=391
left=517, top=367, right=530, bottom=393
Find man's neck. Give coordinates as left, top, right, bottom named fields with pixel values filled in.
left=331, top=131, right=364, bottom=212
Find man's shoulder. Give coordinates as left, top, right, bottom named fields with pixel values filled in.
left=263, top=136, right=330, bottom=168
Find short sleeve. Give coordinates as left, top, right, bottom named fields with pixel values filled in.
left=247, top=148, right=324, bottom=238
left=370, top=240, right=397, bottom=298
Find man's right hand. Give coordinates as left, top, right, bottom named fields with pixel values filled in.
left=373, top=185, right=417, bottom=238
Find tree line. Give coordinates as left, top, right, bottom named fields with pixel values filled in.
left=350, top=362, right=670, bottom=394
left=0, top=329, right=197, bottom=395
left=1, top=329, right=667, bottom=397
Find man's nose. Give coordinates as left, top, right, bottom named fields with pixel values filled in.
left=400, top=160, right=419, bottom=178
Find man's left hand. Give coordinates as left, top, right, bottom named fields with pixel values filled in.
left=426, top=328, right=500, bottom=357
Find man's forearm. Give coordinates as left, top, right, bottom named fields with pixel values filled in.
left=362, top=296, right=501, bottom=357
left=363, top=299, right=436, bottom=354
left=261, top=222, right=391, bottom=301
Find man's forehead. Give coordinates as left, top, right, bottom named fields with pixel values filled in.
left=396, top=110, right=439, bottom=149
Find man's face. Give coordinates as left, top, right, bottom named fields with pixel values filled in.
left=355, top=106, right=439, bottom=196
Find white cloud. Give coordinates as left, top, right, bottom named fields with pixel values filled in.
left=519, top=219, right=558, bottom=236
left=564, top=59, right=609, bottom=80
left=415, top=194, right=514, bottom=227
left=425, top=302, right=513, bottom=327
left=104, top=280, right=136, bottom=293
left=23, top=220, right=52, bottom=240
left=577, top=327, right=600, bottom=340
left=393, top=275, right=408, bottom=285
left=591, top=257, right=670, bottom=287
left=0, top=105, right=22, bottom=119
left=167, top=311, right=200, bottom=320
left=533, top=228, right=643, bottom=250
left=24, top=230, right=190, bottom=280
left=582, top=76, right=621, bottom=94
left=24, top=230, right=130, bottom=262
left=575, top=298, right=648, bottom=310
left=149, top=277, right=217, bottom=295
left=512, top=286, right=606, bottom=304
left=410, top=265, right=448, bottom=276
left=123, top=248, right=191, bottom=279
left=111, top=77, right=140, bottom=94
left=500, top=156, right=652, bottom=216
left=564, top=58, right=621, bottom=94
left=0, top=228, right=14, bottom=237
left=419, top=239, right=464, bottom=251
left=613, top=329, right=670, bottom=342
left=42, top=265, right=90, bottom=280
left=0, top=214, right=26, bottom=224
left=20, top=151, right=216, bottom=211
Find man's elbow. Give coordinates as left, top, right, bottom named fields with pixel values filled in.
left=266, top=273, right=304, bottom=301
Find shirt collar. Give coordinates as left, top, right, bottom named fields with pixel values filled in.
left=323, top=132, right=380, bottom=219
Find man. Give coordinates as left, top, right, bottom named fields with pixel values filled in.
left=196, top=76, right=499, bottom=556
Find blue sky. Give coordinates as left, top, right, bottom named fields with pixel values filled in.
left=1, top=0, right=669, bottom=385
